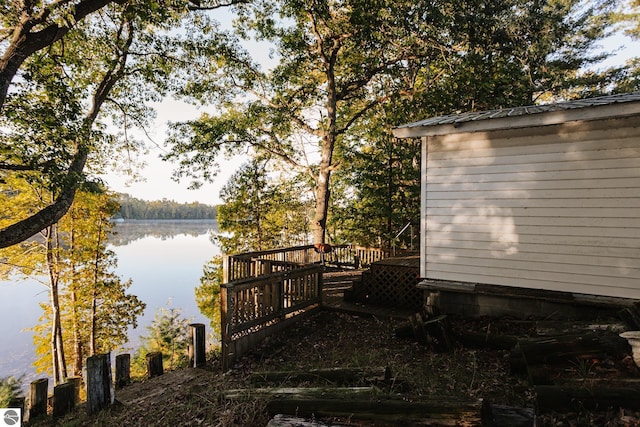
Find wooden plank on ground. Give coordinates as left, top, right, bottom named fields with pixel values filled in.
left=249, top=367, right=391, bottom=386
left=223, top=387, right=482, bottom=425
left=267, top=414, right=349, bottom=427
left=535, top=384, right=640, bottom=412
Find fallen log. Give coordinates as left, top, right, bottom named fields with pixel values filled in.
left=249, top=366, right=391, bottom=386
left=266, top=397, right=483, bottom=425
left=223, top=387, right=482, bottom=425
left=535, top=384, right=640, bottom=413
left=455, top=331, right=519, bottom=350
left=266, top=414, right=349, bottom=427
left=511, top=333, right=625, bottom=371
left=481, top=400, right=535, bottom=427
left=535, top=320, right=626, bottom=336
left=222, top=386, right=376, bottom=401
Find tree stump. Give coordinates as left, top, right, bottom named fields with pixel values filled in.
left=86, top=353, right=114, bottom=415
left=52, top=381, right=75, bottom=418
left=146, top=351, right=164, bottom=378
left=66, top=376, right=82, bottom=404
left=405, top=313, right=453, bottom=352
left=8, top=397, right=25, bottom=417
left=115, top=354, right=131, bottom=388
left=28, top=378, right=48, bottom=421
left=189, top=323, right=206, bottom=368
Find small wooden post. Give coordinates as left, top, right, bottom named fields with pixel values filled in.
left=189, top=323, right=206, bottom=368
left=66, top=376, right=82, bottom=404
left=8, top=397, right=25, bottom=417
left=221, top=284, right=232, bottom=371
left=52, top=381, right=75, bottom=418
left=145, top=351, right=164, bottom=378
left=115, top=354, right=131, bottom=388
left=28, top=378, right=48, bottom=421
left=86, top=353, right=114, bottom=415
left=222, top=255, right=230, bottom=283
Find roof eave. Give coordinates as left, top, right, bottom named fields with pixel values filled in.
left=392, top=101, right=640, bottom=139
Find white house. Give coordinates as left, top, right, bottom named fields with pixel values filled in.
left=392, top=92, right=640, bottom=315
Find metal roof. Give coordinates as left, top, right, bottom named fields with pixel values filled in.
left=393, top=92, right=640, bottom=137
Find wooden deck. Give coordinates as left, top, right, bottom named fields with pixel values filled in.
left=373, top=253, right=419, bottom=268
left=322, top=268, right=416, bottom=320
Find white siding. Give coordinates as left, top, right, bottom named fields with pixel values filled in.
left=424, top=117, right=640, bottom=299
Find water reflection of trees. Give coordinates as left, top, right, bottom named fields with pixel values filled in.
left=109, top=220, right=219, bottom=246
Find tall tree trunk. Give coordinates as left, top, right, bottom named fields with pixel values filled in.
left=46, top=225, right=67, bottom=385
left=387, top=139, right=394, bottom=247
left=69, top=221, right=83, bottom=376
left=312, top=52, right=338, bottom=245
left=90, top=293, right=97, bottom=356
left=89, top=220, right=104, bottom=356
left=313, top=161, right=332, bottom=245
left=70, top=286, right=83, bottom=376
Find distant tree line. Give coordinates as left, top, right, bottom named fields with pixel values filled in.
left=115, top=194, right=217, bottom=220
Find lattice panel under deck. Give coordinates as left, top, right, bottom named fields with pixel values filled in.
left=365, top=264, right=422, bottom=310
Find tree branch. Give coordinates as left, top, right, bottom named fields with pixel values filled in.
left=0, top=145, right=89, bottom=249
left=187, top=0, right=251, bottom=11
left=0, top=0, right=115, bottom=111
left=0, top=13, right=134, bottom=249
left=0, top=162, right=36, bottom=171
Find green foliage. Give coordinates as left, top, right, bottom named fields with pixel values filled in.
left=215, top=160, right=312, bottom=253
left=139, top=307, right=191, bottom=371
left=2, top=183, right=145, bottom=381
left=619, top=0, right=640, bottom=39
left=331, top=133, right=421, bottom=248
left=195, top=256, right=223, bottom=340
left=165, top=0, right=628, bottom=247
left=116, top=193, right=217, bottom=220
left=0, top=1, right=247, bottom=247
left=0, top=376, right=22, bottom=407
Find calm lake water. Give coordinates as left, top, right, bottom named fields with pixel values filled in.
left=0, top=220, right=219, bottom=387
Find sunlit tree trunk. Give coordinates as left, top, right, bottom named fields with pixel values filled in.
left=70, top=286, right=83, bottom=376
left=312, top=27, right=338, bottom=245
left=46, top=225, right=67, bottom=385
left=89, top=217, right=106, bottom=355
left=69, top=221, right=84, bottom=376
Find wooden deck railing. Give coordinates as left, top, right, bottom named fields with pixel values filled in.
left=223, top=244, right=390, bottom=282
left=220, top=264, right=322, bottom=370
left=220, top=244, right=390, bottom=369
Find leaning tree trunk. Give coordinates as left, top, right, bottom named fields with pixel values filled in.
left=0, top=14, right=131, bottom=249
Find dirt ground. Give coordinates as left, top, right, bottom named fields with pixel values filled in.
left=35, top=310, right=640, bottom=426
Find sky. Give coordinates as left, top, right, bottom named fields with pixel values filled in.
left=99, top=11, right=640, bottom=207
left=99, top=8, right=276, bottom=206
left=99, top=99, right=241, bottom=206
